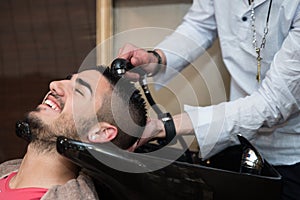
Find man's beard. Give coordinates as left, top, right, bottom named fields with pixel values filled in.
left=25, top=111, right=86, bottom=153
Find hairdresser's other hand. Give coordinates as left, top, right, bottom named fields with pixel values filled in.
left=118, top=43, right=165, bottom=81
left=129, top=118, right=166, bottom=151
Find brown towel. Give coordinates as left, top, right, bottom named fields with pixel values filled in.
left=0, top=159, right=99, bottom=200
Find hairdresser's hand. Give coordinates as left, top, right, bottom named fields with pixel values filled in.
left=128, top=113, right=194, bottom=151
left=129, top=118, right=166, bottom=151
left=118, top=43, right=165, bottom=81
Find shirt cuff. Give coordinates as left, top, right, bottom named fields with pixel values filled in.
left=184, top=104, right=235, bottom=159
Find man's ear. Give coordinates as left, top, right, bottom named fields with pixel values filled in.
left=88, top=122, right=118, bottom=143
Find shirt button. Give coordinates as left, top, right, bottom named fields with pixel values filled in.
left=242, top=16, right=248, bottom=21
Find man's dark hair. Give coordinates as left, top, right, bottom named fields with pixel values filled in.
left=84, top=66, right=147, bottom=149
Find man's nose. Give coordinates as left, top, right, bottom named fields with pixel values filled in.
left=49, top=80, right=69, bottom=96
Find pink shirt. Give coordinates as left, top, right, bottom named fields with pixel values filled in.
left=0, top=172, right=48, bottom=200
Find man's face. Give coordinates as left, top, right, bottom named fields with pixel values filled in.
left=27, top=69, right=111, bottom=144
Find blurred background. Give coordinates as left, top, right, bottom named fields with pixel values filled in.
left=0, top=0, right=96, bottom=162
left=0, top=0, right=229, bottom=163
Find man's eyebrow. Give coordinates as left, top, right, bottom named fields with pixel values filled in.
left=76, top=78, right=93, bottom=95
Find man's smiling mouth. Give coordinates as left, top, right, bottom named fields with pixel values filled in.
left=44, top=99, right=61, bottom=111
left=42, top=92, right=62, bottom=112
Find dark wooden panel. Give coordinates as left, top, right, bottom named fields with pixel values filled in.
left=0, top=0, right=96, bottom=163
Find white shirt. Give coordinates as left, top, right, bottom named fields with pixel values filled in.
left=156, top=0, right=300, bottom=165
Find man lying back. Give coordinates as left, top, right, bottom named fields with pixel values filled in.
left=0, top=66, right=147, bottom=200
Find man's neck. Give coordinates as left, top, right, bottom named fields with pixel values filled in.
left=9, top=144, right=79, bottom=189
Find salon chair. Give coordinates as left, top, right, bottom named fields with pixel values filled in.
left=56, top=134, right=282, bottom=200
left=16, top=59, right=282, bottom=199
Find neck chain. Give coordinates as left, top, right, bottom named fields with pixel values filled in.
left=250, top=0, right=273, bottom=82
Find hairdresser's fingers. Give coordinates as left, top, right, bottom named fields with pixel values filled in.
left=127, top=142, right=137, bottom=152
left=118, top=43, right=152, bottom=68
left=118, top=43, right=139, bottom=61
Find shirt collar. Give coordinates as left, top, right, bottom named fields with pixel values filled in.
left=243, top=0, right=270, bottom=13
left=252, top=0, right=269, bottom=8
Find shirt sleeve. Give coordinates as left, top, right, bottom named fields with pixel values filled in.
left=154, top=0, right=218, bottom=87
left=185, top=6, right=300, bottom=159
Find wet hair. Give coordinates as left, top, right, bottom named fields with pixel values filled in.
left=81, top=66, right=147, bottom=149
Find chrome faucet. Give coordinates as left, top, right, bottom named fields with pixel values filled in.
left=237, top=134, right=264, bottom=175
